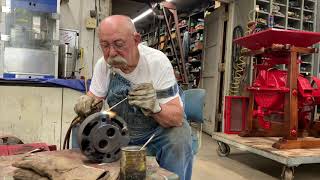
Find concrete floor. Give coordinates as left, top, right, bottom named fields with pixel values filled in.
left=192, top=133, right=320, bottom=180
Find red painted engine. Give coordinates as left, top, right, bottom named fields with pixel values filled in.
left=249, top=60, right=320, bottom=130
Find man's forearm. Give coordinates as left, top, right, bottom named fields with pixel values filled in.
left=87, top=91, right=105, bottom=100
left=152, top=97, right=184, bottom=128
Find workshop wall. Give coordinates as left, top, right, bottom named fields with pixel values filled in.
left=0, top=86, right=83, bottom=149
left=232, top=1, right=254, bottom=34
left=60, top=0, right=112, bottom=77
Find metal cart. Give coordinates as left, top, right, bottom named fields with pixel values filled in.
left=213, top=132, right=320, bottom=180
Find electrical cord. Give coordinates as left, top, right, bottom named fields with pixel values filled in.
left=63, top=100, right=103, bottom=149
left=62, top=97, right=129, bottom=149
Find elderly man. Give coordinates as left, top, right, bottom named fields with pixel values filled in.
left=74, top=15, right=193, bottom=180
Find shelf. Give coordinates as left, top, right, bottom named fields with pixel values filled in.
left=303, top=29, right=314, bottom=32
left=289, top=7, right=301, bottom=10
left=303, top=9, right=315, bottom=13
left=305, top=0, right=315, bottom=3
left=300, top=71, right=311, bottom=74
left=189, top=60, right=201, bottom=64
left=190, top=29, right=204, bottom=36
left=257, top=11, right=269, bottom=15
left=257, top=0, right=270, bottom=3
left=301, top=61, right=312, bottom=65
left=304, top=20, right=314, bottom=24
left=274, top=14, right=286, bottom=18
left=171, top=25, right=188, bottom=32
left=287, top=27, right=300, bottom=30
left=189, top=49, right=203, bottom=56
left=273, top=2, right=286, bottom=7
left=274, top=25, right=285, bottom=29
left=288, top=17, right=301, bottom=21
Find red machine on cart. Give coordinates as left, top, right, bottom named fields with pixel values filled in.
left=227, top=29, right=320, bottom=149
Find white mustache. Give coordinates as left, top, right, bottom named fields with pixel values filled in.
left=107, top=56, right=128, bottom=66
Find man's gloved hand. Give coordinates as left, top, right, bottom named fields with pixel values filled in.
left=12, top=154, right=108, bottom=180
left=74, top=95, right=102, bottom=117
left=128, top=83, right=161, bottom=116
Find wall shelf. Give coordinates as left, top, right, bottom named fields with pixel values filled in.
left=289, top=7, right=301, bottom=10
left=274, top=25, right=285, bottom=28
left=287, top=27, right=299, bottom=30
left=273, top=2, right=286, bottom=7
left=257, top=0, right=271, bottom=3
left=305, top=0, right=315, bottom=3
left=258, top=11, right=270, bottom=15
left=274, top=14, right=286, bottom=18
left=303, top=9, right=314, bottom=13
left=288, top=17, right=300, bottom=21
left=250, top=0, right=318, bottom=77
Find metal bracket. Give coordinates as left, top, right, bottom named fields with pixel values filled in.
left=216, top=0, right=233, bottom=3
left=0, top=34, right=10, bottom=41
left=218, top=63, right=225, bottom=72
left=0, top=41, right=4, bottom=56
left=1, top=6, right=10, bottom=13
left=216, top=113, right=223, bottom=122
left=51, top=13, right=60, bottom=20
left=52, top=40, right=60, bottom=46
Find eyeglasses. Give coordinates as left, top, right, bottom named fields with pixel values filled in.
left=100, top=40, right=127, bottom=51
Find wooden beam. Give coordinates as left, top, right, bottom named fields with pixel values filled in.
left=273, top=138, right=320, bottom=149
left=284, top=50, right=298, bottom=140
left=291, top=47, right=317, bottom=54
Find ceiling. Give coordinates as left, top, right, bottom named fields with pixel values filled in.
left=112, top=0, right=148, bottom=18
left=111, top=0, right=215, bottom=32
left=112, top=0, right=154, bottom=32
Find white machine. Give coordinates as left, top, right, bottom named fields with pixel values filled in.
left=0, top=0, right=59, bottom=78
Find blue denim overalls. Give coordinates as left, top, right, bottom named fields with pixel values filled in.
left=107, top=72, right=193, bottom=180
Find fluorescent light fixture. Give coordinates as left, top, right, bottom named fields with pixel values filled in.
left=166, top=0, right=174, bottom=2
left=132, top=8, right=153, bottom=23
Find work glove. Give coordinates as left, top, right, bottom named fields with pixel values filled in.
left=128, top=83, right=161, bottom=116
left=13, top=169, right=48, bottom=180
left=74, top=95, right=102, bottom=117
left=12, top=154, right=108, bottom=180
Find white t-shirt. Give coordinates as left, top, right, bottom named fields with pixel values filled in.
left=89, top=44, right=181, bottom=105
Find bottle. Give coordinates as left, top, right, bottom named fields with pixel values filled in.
left=268, top=14, right=274, bottom=28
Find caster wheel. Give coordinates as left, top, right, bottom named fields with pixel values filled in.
left=281, top=166, right=294, bottom=180
left=216, top=141, right=230, bottom=157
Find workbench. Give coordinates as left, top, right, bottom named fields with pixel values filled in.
left=0, top=149, right=178, bottom=180
left=213, top=132, right=320, bottom=180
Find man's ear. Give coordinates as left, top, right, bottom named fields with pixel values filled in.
left=133, top=32, right=141, bottom=45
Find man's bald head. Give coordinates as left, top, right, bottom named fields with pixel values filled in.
left=98, top=15, right=141, bottom=74
left=98, top=15, right=137, bottom=36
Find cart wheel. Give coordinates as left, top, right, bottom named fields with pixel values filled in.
left=281, top=166, right=294, bottom=180
left=216, top=141, right=230, bottom=157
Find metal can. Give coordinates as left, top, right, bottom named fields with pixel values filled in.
left=268, top=14, right=274, bottom=28
left=120, top=146, right=146, bottom=180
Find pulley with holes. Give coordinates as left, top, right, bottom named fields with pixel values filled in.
left=77, top=111, right=130, bottom=163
